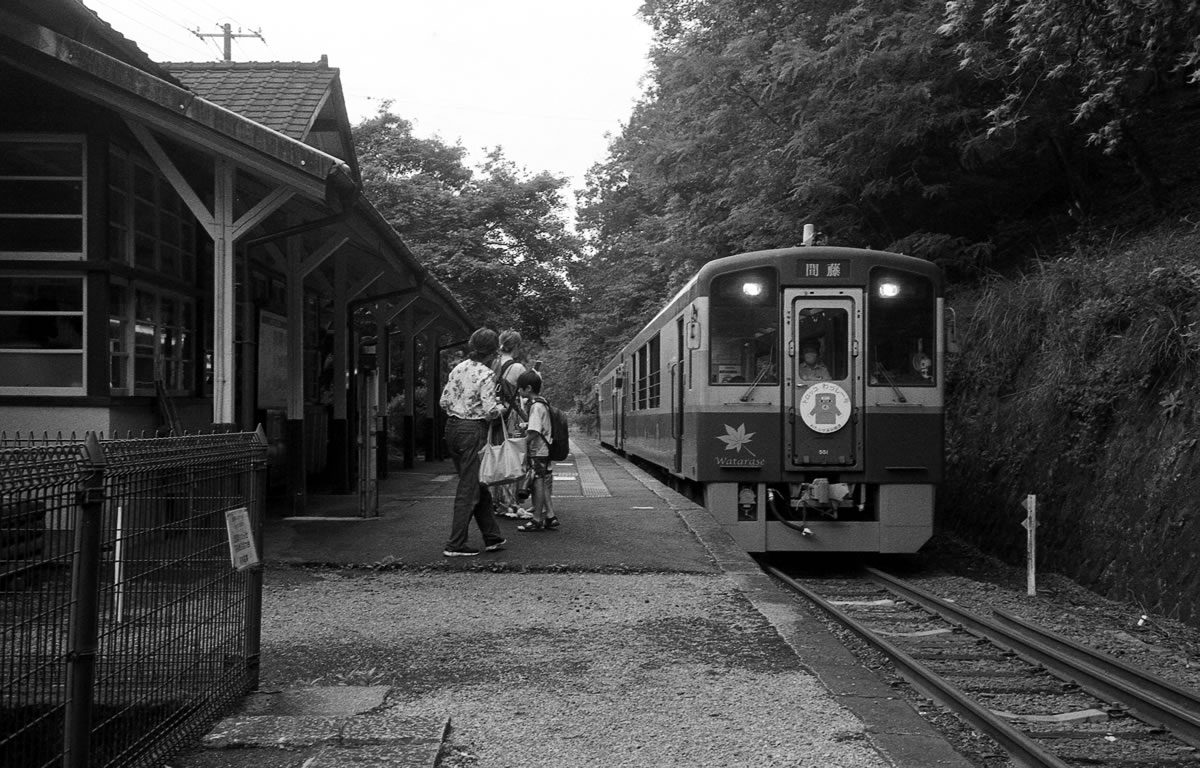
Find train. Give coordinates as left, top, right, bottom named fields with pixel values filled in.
left=596, top=246, right=945, bottom=553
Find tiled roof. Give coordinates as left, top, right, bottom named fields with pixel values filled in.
left=164, top=61, right=338, bottom=140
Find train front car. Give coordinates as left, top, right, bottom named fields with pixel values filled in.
left=696, top=247, right=943, bottom=553
left=598, top=246, right=945, bottom=555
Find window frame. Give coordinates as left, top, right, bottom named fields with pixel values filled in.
left=107, top=145, right=197, bottom=282
left=0, top=274, right=87, bottom=395
left=633, top=334, right=662, bottom=410
left=866, top=267, right=937, bottom=387
left=109, top=279, right=195, bottom=397
left=708, top=267, right=780, bottom=386
left=0, top=134, right=87, bottom=261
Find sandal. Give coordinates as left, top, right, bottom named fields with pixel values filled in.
left=544, top=516, right=560, bottom=529
left=516, top=520, right=545, bottom=532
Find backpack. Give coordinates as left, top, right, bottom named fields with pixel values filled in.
left=495, top=359, right=519, bottom=409
left=531, top=396, right=570, bottom=461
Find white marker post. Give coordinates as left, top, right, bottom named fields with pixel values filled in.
left=1021, top=494, right=1037, bottom=596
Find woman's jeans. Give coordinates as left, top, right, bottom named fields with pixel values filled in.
left=444, top=418, right=503, bottom=548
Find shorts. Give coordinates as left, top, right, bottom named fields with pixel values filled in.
left=530, top=455, right=553, bottom=477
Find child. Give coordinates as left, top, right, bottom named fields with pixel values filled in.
left=514, top=370, right=559, bottom=532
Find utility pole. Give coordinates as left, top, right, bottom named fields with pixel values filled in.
left=191, top=23, right=265, bottom=62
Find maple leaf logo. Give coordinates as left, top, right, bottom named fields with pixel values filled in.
left=717, top=423, right=756, bottom=455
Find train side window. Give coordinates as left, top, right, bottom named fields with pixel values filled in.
left=709, top=268, right=779, bottom=385
left=867, top=268, right=936, bottom=385
left=634, top=335, right=661, bottom=408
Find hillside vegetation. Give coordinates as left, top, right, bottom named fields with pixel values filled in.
left=945, top=214, right=1200, bottom=624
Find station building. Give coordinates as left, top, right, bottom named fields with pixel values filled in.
left=0, top=0, right=473, bottom=511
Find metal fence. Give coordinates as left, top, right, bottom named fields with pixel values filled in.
left=0, top=429, right=267, bottom=768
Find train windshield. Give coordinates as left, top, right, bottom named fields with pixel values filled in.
left=867, top=268, right=936, bottom=385
left=708, top=268, right=779, bottom=385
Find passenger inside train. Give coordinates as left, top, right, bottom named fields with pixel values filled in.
left=796, top=342, right=830, bottom=380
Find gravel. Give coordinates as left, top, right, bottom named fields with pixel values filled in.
left=257, top=567, right=889, bottom=768
left=201, top=532, right=1200, bottom=768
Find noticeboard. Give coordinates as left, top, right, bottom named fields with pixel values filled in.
left=225, top=507, right=260, bottom=571
left=257, top=310, right=288, bottom=410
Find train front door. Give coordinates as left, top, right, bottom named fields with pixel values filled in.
left=786, top=294, right=864, bottom=470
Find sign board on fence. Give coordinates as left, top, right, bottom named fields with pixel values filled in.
left=225, top=507, right=260, bottom=570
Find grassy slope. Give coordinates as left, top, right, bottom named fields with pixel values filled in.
left=943, top=207, right=1200, bottom=624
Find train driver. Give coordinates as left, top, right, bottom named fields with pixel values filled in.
left=797, top=341, right=831, bottom=380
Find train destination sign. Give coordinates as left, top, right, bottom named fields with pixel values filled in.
left=796, top=260, right=848, bottom=279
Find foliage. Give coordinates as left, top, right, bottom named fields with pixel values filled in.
left=940, top=0, right=1200, bottom=154
left=353, top=108, right=580, bottom=342
left=542, top=0, right=1200, bottom=409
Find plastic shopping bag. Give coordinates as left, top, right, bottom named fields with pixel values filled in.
left=478, top=419, right=527, bottom=486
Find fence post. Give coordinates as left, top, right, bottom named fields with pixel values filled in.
left=64, top=432, right=106, bottom=768
left=244, top=427, right=269, bottom=690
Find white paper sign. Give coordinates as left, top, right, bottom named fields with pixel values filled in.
left=225, top=507, right=260, bottom=571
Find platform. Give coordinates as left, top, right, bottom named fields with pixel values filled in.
left=181, top=436, right=972, bottom=768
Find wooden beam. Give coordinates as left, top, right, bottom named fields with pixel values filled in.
left=125, top=119, right=214, bottom=232
left=300, top=234, right=350, bottom=278
left=232, top=186, right=296, bottom=241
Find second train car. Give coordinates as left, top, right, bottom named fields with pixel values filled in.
left=596, top=246, right=945, bottom=553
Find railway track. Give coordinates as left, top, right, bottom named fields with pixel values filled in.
left=764, top=564, right=1200, bottom=767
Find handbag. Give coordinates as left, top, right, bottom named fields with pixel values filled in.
left=478, top=418, right=527, bottom=486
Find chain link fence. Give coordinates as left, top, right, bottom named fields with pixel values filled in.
left=1, top=429, right=267, bottom=768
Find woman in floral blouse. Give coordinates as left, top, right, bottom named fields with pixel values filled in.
left=438, top=328, right=509, bottom=557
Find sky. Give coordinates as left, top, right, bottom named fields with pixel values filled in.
left=83, top=0, right=655, bottom=200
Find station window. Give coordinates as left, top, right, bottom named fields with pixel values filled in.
left=867, top=268, right=936, bottom=385
left=0, top=275, right=85, bottom=394
left=107, top=146, right=197, bottom=282
left=109, top=281, right=195, bottom=396
left=0, top=135, right=86, bottom=260
left=635, top=334, right=661, bottom=409
left=709, top=268, right=779, bottom=385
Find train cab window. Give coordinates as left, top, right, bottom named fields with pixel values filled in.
left=709, top=268, right=779, bottom=385
left=867, top=268, right=936, bottom=385
left=795, top=308, right=849, bottom=381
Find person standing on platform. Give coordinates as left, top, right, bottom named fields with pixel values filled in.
left=514, top=370, right=560, bottom=532
left=492, top=330, right=531, bottom=519
left=439, top=328, right=508, bottom=557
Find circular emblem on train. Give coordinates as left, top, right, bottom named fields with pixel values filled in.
left=798, top=382, right=851, bottom=434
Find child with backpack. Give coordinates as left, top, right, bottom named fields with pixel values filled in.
left=514, top=369, right=560, bottom=531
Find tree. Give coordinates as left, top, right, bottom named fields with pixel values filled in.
left=940, top=0, right=1200, bottom=205
left=353, top=108, right=580, bottom=341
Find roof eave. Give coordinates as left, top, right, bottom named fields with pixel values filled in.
left=0, top=10, right=351, bottom=202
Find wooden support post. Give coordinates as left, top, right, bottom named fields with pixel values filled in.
left=212, top=160, right=236, bottom=427
left=286, top=240, right=307, bottom=514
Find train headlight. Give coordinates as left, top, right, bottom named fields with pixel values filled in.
left=877, top=280, right=901, bottom=298
left=742, top=281, right=763, bottom=297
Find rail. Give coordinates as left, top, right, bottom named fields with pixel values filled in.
left=763, top=564, right=1072, bottom=768
left=767, top=563, right=1200, bottom=766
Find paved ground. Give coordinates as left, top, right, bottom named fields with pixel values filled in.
left=170, top=437, right=972, bottom=768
